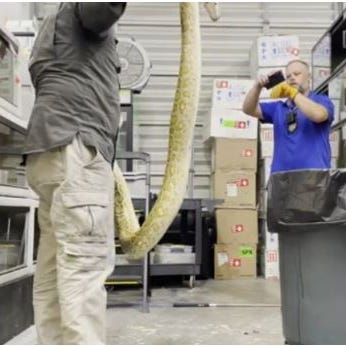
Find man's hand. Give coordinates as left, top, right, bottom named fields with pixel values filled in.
left=270, top=82, right=299, bottom=100
left=255, top=74, right=269, bottom=89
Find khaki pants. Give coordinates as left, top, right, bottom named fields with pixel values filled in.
left=26, top=136, right=115, bottom=345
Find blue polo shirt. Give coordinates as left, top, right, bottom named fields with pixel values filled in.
left=260, top=92, right=334, bottom=173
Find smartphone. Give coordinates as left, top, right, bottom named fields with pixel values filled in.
left=264, top=70, right=285, bottom=89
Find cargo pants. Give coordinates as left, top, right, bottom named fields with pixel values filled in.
left=26, top=135, right=115, bottom=345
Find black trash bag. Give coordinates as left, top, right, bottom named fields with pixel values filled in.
left=267, top=169, right=346, bottom=233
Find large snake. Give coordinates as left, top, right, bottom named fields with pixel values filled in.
left=113, top=3, right=220, bottom=260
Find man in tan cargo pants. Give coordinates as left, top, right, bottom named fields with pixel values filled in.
left=23, top=3, right=127, bottom=344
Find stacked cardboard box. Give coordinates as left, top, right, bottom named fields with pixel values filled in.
left=205, top=79, right=258, bottom=280
left=250, top=35, right=300, bottom=99
left=251, top=35, right=339, bottom=279
left=312, top=35, right=342, bottom=127
left=257, top=125, right=279, bottom=279
left=203, top=79, right=258, bottom=143
left=250, top=35, right=302, bottom=280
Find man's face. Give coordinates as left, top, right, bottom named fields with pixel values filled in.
left=285, top=62, right=310, bottom=93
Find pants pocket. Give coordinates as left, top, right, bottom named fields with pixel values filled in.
left=61, top=239, right=108, bottom=271
left=61, top=192, right=110, bottom=239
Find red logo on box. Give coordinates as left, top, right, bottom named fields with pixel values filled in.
left=216, top=80, right=229, bottom=88
left=319, top=69, right=330, bottom=77
left=266, top=251, right=278, bottom=263
left=229, top=258, right=241, bottom=267
left=242, top=149, right=253, bottom=157
left=231, top=179, right=249, bottom=187
left=240, top=179, right=249, bottom=187
left=286, top=47, right=300, bottom=56
left=237, top=121, right=245, bottom=129
left=261, top=129, right=273, bottom=141
left=232, top=224, right=244, bottom=233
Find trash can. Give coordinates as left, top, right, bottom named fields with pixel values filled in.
left=267, top=169, right=346, bottom=345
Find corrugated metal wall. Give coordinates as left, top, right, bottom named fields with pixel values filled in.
left=0, top=3, right=33, bottom=25
left=117, top=2, right=338, bottom=198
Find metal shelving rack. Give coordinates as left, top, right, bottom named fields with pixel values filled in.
left=112, top=198, right=213, bottom=289
left=107, top=151, right=151, bottom=312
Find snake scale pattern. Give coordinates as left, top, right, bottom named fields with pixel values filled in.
left=113, top=3, right=218, bottom=260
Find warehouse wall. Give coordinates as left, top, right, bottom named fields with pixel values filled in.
left=116, top=3, right=339, bottom=198
left=29, top=2, right=342, bottom=197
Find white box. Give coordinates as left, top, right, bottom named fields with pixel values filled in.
left=204, top=108, right=258, bottom=141
left=250, top=35, right=300, bottom=70
left=329, top=77, right=343, bottom=99
left=155, top=244, right=192, bottom=254
left=263, top=223, right=278, bottom=250
left=329, top=131, right=339, bottom=158
left=312, top=67, right=330, bottom=90
left=261, top=248, right=280, bottom=279
left=260, top=123, right=274, bottom=158
left=153, top=252, right=195, bottom=264
left=331, top=99, right=340, bottom=125
left=212, top=79, right=254, bottom=110
left=312, top=34, right=330, bottom=67
left=265, top=233, right=279, bottom=251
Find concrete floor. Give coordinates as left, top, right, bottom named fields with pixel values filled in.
left=6, top=278, right=284, bottom=345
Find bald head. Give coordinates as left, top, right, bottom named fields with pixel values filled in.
left=286, top=59, right=310, bottom=71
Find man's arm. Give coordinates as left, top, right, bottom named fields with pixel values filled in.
left=270, top=83, right=330, bottom=123
left=293, top=93, right=329, bottom=123
left=242, top=75, right=268, bottom=119
left=76, top=3, right=127, bottom=36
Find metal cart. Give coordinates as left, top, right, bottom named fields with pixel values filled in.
left=107, top=151, right=151, bottom=313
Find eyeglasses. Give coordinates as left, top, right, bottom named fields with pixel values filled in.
left=286, top=110, right=297, bottom=133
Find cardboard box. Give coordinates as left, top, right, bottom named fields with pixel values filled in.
left=212, top=170, right=256, bottom=209
left=204, top=108, right=258, bottom=142
left=216, top=209, right=258, bottom=244
left=260, top=248, right=280, bottom=279
left=260, top=123, right=274, bottom=158
left=214, top=243, right=257, bottom=279
left=250, top=35, right=300, bottom=69
left=212, top=138, right=258, bottom=172
left=212, top=79, right=254, bottom=110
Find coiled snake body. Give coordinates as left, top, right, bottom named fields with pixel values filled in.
left=113, top=3, right=219, bottom=260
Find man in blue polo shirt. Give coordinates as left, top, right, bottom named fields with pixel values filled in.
left=242, top=60, right=334, bottom=173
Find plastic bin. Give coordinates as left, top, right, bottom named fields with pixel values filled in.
left=267, top=169, right=346, bottom=345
